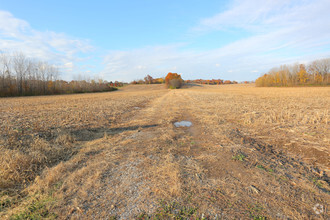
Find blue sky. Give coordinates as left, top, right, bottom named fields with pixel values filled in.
left=1, top=0, right=330, bottom=82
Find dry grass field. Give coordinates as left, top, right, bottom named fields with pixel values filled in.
left=0, top=84, right=329, bottom=219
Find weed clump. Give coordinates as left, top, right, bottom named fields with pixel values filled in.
left=232, top=153, right=246, bottom=161
left=136, top=200, right=198, bottom=219
left=10, top=196, right=57, bottom=220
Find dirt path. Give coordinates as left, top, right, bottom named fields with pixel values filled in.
left=82, top=90, right=205, bottom=218
left=49, top=89, right=327, bottom=219
left=6, top=87, right=325, bottom=219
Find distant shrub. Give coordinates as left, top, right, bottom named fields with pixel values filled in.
left=165, top=72, right=183, bottom=89
left=223, top=80, right=232, bottom=84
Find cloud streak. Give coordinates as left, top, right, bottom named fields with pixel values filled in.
left=0, top=11, right=93, bottom=80
left=1, top=0, right=330, bottom=82
left=102, top=0, right=330, bottom=81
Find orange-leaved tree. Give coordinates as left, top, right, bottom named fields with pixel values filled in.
left=165, top=72, right=183, bottom=89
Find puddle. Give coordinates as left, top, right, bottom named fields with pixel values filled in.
left=174, top=121, right=192, bottom=127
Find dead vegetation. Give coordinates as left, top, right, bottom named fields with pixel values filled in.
left=187, top=84, right=329, bottom=172
left=0, top=84, right=329, bottom=219
left=0, top=85, right=167, bottom=218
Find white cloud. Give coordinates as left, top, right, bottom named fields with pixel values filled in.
left=2, top=0, right=330, bottom=83
left=64, top=62, right=74, bottom=68
left=196, top=0, right=289, bottom=32
left=0, top=10, right=93, bottom=80
left=101, top=43, right=256, bottom=81
left=136, top=65, right=147, bottom=70
left=102, top=0, right=330, bottom=81
left=101, top=45, right=195, bottom=81
left=194, top=0, right=330, bottom=54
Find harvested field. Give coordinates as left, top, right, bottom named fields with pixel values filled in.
left=0, top=84, right=329, bottom=219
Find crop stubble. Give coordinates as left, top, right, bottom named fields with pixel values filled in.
left=0, top=84, right=329, bottom=219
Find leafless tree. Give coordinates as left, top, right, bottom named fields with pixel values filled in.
left=0, top=51, right=119, bottom=97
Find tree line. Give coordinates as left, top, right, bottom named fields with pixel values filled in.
left=185, top=79, right=239, bottom=85
left=132, top=74, right=244, bottom=87
left=130, top=75, right=165, bottom=84
left=0, top=52, right=117, bottom=97
left=130, top=73, right=183, bottom=89
left=256, top=58, right=330, bottom=87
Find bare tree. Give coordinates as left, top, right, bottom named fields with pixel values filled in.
left=13, top=52, right=30, bottom=95
left=0, top=51, right=119, bottom=97
left=144, top=75, right=153, bottom=84
left=0, top=52, right=12, bottom=95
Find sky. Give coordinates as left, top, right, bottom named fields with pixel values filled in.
left=1, top=0, right=330, bottom=82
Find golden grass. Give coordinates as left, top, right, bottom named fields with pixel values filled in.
left=0, top=84, right=329, bottom=219
left=187, top=84, right=329, bottom=171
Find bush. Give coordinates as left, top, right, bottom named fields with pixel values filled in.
left=168, top=79, right=182, bottom=89
left=165, top=72, right=183, bottom=89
